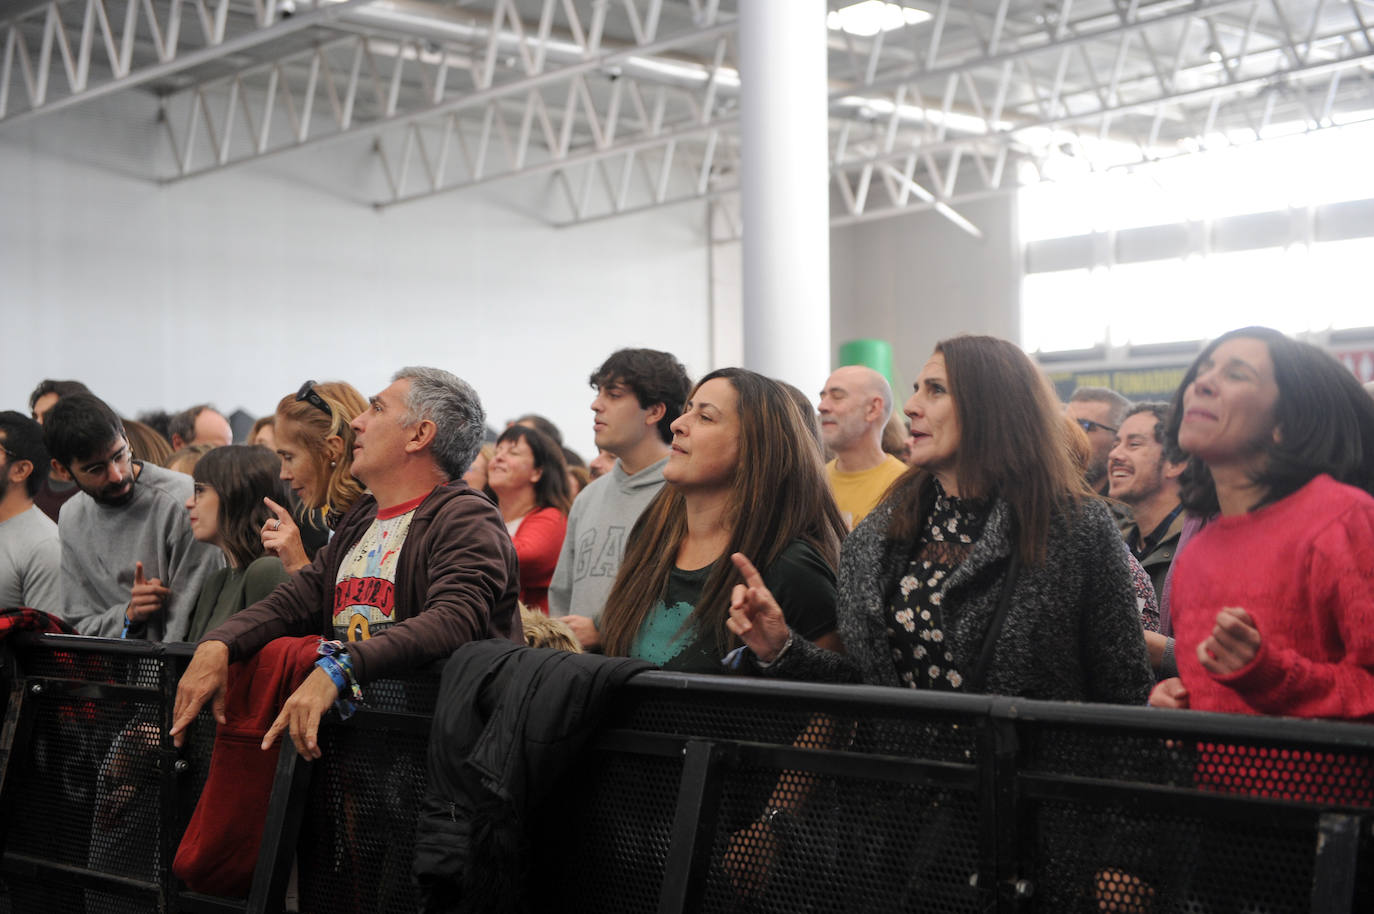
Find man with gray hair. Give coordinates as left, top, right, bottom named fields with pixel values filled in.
left=1066, top=385, right=1132, bottom=496
left=172, top=367, right=521, bottom=759
left=819, top=365, right=909, bottom=529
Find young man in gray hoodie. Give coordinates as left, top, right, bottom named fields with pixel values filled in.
left=550, top=349, right=691, bottom=650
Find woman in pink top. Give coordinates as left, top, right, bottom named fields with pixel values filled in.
left=1150, top=326, right=1374, bottom=726
left=486, top=425, right=570, bottom=613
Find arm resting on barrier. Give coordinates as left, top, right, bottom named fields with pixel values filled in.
left=170, top=640, right=230, bottom=747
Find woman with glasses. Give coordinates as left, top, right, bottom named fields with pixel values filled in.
left=485, top=425, right=570, bottom=613
left=184, top=446, right=292, bottom=642
left=260, top=380, right=369, bottom=572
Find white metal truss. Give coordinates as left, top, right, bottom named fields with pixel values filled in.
left=151, top=0, right=739, bottom=223
left=10, top=0, right=1374, bottom=236
left=0, top=0, right=372, bottom=125
left=826, top=0, right=1374, bottom=228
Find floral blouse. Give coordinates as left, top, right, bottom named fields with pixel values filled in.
left=886, top=480, right=992, bottom=691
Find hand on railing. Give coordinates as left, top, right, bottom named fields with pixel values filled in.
left=261, top=666, right=340, bottom=760
left=170, top=640, right=230, bottom=747
left=1148, top=677, right=1189, bottom=710
left=726, top=553, right=791, bottom=664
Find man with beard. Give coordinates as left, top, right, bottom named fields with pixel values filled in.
left=819, top=365, right=907, bottom=529
left=45, top=394, right=222, bottom=641
left=1108, top=401, right=1187, bottom=677
left=0, top=411, right=61, bottom=614
left=1067, top=386, right=1131, bottom=497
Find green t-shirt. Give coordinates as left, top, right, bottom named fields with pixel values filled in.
left=186, top=555, right=290, bottom=643
left=628, top=539, right=837, bottom=673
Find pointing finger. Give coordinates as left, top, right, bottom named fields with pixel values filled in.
left=263, top=497, right=291, bottom=521
left=730, top=552, right=766, bottom=589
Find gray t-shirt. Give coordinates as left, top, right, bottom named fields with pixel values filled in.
left=0, top=505, right=62, bottom=614
left=59, top=461, right=224, bottom=642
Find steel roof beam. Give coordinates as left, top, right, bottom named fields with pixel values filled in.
left=157, top=15, right=734, bottom=183
left=0, top=0, right=373, bottom=128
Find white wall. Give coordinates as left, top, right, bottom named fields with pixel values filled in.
left=829, top=193, right=1022, bottom=394
left=0, top=91, right=714, bottom=460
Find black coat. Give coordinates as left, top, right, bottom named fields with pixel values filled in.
left=413, top=639, right=652, bottom=914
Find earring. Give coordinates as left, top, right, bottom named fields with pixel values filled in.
left=330, top=460, right=337, bottom=468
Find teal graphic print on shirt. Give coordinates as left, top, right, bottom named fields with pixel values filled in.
left=630, top=598, right=697, bottom=667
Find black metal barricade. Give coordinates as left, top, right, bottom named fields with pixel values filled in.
left=1, top=633, right=1372, bottom=913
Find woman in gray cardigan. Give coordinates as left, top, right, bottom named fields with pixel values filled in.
left=726, top=335, right=1154, bottom=910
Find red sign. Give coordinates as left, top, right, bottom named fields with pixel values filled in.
left=1333, top=349, right=1374, bottom=383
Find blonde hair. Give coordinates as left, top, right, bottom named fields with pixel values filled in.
left=275, top=381, right=368, bottom=520
left=520, top=606, right=582, bottom=653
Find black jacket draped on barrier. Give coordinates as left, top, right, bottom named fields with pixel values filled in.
left=413, top=639, right=652, bottom=914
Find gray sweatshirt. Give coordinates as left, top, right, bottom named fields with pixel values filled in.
left=58, top=461, right=224, bottom=642
left=0, top=505, right=62, bottom=614
left=548, top=456, right=668, bottom=622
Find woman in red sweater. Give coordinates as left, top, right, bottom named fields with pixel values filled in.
left=1150, top=327, right=1374, bottom=726
left=486, top=425, right=570, bottom=613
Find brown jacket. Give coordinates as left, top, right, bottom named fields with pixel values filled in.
left=206, top=482, right=522, bottom=683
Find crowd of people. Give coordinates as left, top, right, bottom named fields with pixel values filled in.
left=2, top=329, right=1373, bottom=899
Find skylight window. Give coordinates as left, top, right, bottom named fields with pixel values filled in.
left=827, top=2, right=932, bottom=38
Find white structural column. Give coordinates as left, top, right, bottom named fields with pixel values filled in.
left=738, top=1, right=831, bottom=386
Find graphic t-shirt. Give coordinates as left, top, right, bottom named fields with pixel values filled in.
left=332, top=494, right=426, bottom=642
left=628, top=539, right=838, bottom=673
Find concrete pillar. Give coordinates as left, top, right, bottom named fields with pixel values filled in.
left=738, top=0, right=831, bottom=388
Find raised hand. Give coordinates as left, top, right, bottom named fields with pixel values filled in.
left=726, top=553, right=791, bottom=663
left=127, top=561, right=170, bottom=622
left=260, top=497, right=309, bottom=573
left=1198, top=606, right=1261, bottom=675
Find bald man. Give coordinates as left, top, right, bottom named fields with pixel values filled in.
left=818, top=365, right=909, bottom=530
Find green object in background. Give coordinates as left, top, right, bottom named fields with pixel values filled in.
left=837, top=339, right=895, bottom=390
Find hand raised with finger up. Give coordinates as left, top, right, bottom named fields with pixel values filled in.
left=260, top=497, right=309, bottom=573
left=726, top=553, right=792, bottom=664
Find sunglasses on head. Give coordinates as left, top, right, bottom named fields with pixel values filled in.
left=1075, top=418, right=1118, bottom=435
left=296, top=381, right=333, bottom=419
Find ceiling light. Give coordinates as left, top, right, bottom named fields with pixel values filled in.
left=827, top=2, right=932, bottom=38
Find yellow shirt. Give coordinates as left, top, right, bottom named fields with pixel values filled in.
left=826, top=455, right=909, bottom=530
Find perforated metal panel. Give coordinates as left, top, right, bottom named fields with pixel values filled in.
left=3, top=639, right=1374, bottom=914
left=295, top=713, right=431, bottom=914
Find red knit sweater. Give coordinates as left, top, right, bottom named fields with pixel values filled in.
left=1173, top=474, right=1374, bottom=721
left=511, top=506, right=568, bottom=613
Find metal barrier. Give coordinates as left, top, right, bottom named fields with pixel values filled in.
left=1, top=633, right=1372, bottom=913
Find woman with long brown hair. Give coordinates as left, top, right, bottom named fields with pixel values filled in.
left=260, top=380, right=369, bottom=572
left=730, top=335, right=1150, bottom=698
left=598, top=368, right=846, bottom=671
left=726, top=337, right=1154, bottom=909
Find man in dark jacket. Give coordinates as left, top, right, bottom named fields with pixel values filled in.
left=171, top=366, right=522, bottom=759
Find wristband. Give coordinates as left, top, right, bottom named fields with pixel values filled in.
left=316, top=640, right=363, bottom=719
left=121, top=613, right=132, bottom=639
